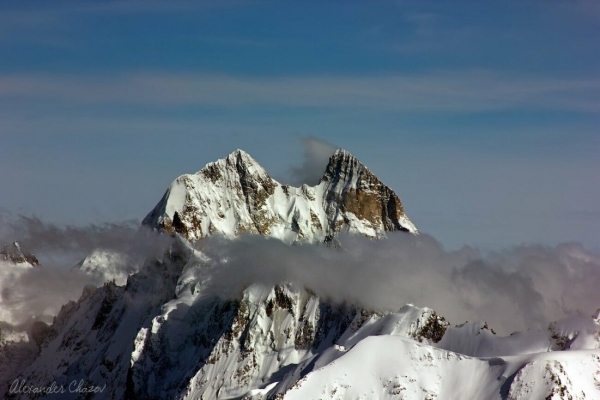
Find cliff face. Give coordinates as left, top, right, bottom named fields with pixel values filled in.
left=320, top=149, right=416, bottom=235
left=142, top=149, right=417, bottom=243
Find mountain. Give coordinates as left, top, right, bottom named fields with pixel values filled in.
left=4, top=149, right=600, bottom=399
left=142, top=149, right=417, bottom=243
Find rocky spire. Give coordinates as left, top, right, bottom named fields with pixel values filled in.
left=320, top=149, right=417, bottom=235
left=320, top=149, right=364, bottom=184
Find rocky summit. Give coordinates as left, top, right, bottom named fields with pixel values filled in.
left=142, top=149, right=417, bottom=243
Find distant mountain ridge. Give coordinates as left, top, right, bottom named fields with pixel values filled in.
left=0, top=242, right=39, bottom=266
left=142, top=149, right=417, bottom=243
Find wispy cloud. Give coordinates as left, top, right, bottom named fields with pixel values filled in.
left=0, top=1, right=254, bottom=46
left=287, top=136, right=338, bottom=186
left=0, top=8, right=73, bottom=47
left=201, top=233, right=600, bottom=334
left=0, top=0, right=247, bottom=19
left=0, top=215, right=170, bottom=325
left=0, top=215, right=140, bottom=268
left=1, top=71, right=599, bottom=113
left=552, top=0, right=600, bottom=21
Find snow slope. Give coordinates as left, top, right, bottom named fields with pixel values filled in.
left=261, top=335, right=600, bottom=400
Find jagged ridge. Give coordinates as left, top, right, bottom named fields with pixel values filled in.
left=142, top=149, right=418, bottom=243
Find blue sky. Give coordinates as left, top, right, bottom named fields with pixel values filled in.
left=1, top=0, right=599, bottom=250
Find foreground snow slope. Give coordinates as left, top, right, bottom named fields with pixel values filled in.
left=261, top=335, right=600, bottom=400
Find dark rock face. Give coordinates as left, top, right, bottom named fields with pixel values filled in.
left=321, top=149, right=413, bottom=235
left=411, top=312, right=449, bottom=343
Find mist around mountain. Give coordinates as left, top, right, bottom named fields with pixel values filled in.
left=1, top=147, right=599, bottom=399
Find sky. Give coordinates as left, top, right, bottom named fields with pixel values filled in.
left=1, top=0, right=599, bottom=251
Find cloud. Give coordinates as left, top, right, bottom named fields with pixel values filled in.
left=197, top=234, right=600, bottom=334
left=1, top=71, right=599, bottom=113
left=0, top=1, right=252, bottom=46
left=287, top=136, right=338, bottom=186
left=2, top=213, right=600, bottom=335
left=0, top=215, right=169, bottom=325
left=0, top=261, right=93, bottom=326
left=0, top=215, right=140, bottom=268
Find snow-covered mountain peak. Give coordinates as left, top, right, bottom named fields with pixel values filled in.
left=319, top=148, right=363, bottom=183
left=142, top=149, right=418, bottom=242
left=211, top=148, right=271, bottom=181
